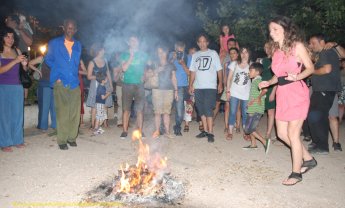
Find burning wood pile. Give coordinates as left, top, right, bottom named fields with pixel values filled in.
left=85, top=130, right=185, bottom=205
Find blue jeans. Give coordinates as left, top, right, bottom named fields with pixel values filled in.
left=174, top=86, right=187, bottom=128
left=229, top=96, right=248, bottom=128
left=37, top=82, right=56, bottom=129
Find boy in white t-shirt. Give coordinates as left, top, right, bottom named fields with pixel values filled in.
left=189, top=34, right=223, bottom=143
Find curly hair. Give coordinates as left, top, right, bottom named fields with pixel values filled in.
left=0, top=27, right=18, bottom=51
left=268, top=16, right=302, bottom=54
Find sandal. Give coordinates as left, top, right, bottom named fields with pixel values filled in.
left=226, top=133, right=233, bottom=140
left=301, top=157, right=317, bottom=174
left=184, top=125, right=189, bottom=132
left=243, top=134, right=251, bottom=141
left=224, top=127, right=228, bottom=133
left=282, top=172, right=302, bottom=186
left=199, top=124, right=204, bottom=132
left=1, top=147, right=13, bottom=152
left=235, top=126, right=241, bottom=134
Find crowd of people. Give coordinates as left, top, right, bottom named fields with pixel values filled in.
left=1, top=14, right=345, bottom=186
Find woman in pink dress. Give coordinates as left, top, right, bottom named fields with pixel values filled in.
left=259, top=16, right=316, bottom=185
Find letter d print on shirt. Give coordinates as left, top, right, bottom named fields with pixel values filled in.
left=196, top=56, right=212, bottom=71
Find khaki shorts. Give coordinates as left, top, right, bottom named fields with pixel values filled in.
left=122, top=84, right=145, bottom=112
left=152, top=89, right=174, bottom=114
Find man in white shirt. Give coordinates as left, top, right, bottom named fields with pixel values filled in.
left=189, top=34, right=223, bottom=143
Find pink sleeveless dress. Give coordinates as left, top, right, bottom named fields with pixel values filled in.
left=271, top=49, right=309, bottom=121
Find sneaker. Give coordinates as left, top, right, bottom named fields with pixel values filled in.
left=309, top=148, right=329, bottom=155
left=242, top=145, right=258, bottom=150
left=207, top=133, right=214, bottom=143
left=264, top=138, right=271, bottom=154
left=333, top=142, right=342, bottom=152
left=67, top=141, right=77, bottom=147
left=120, top=132, right=128, bottom=139
left=58, top=144, right=68, bottom=150
left=98, top=128, right=105, bottom=134
left=196, top=131, right=208, bottom=138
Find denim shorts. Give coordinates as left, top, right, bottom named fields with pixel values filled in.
left=244, top=113, right=263, bottom=134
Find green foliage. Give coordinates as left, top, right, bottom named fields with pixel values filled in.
left=196, top=0, right=345, bottom=53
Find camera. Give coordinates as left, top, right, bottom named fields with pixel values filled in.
left=176, top=51, right=184, bottom=61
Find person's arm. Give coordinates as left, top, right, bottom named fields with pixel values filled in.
left=324, top=42, right=345, bottom=58
left=259, top=75, right=278, bottom=89
left=188, top=71, right=196, bottom=95
left=16, top=48, right=28, bottom=71
left=121, top=51, right=134, bottom=72
left=286, top=42, right=314, bottom=81
left=28, top=56, right=43, bottom=76
left=18, top=29, right=33, bottom=47
left=0, top=53, right=26, bottom=74
left=78, top=60, right=87, bottom=76
left=105, top=60, right=113, bottom=90
left=226, top=70, right=234, bottom=100
left=171, top=70, right=178, bottom=100
left=217, top=69, right=223, bottom=94
left=178, top=59, right=190, bottom=75
left=87, top=61, right=96, bottom=80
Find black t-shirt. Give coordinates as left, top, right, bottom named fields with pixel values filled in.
left=311, top=48, right=341, bottom=92
left=96, top=84, right=106, bottom=104
left=157, top=63, right=176, bottom=90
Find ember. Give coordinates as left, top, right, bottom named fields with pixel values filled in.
left=85, top=130, right=185, bottom=205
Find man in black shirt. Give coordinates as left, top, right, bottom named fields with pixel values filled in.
left=308, top=34, right=342, bottom=154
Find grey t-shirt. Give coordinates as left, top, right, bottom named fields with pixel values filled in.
left=189, top=49, right=222, bottom=89
left=311, top=48, right=341, bottom=92
left=157, top=63, right=176, bottom=90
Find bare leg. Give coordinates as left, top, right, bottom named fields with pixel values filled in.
left=329, top=116, right=339, bottom=143
left=213, top=101, right=221, bottom=121
left=266, top=109, right=275, bottom=138
left=154, top=113, right=161, bottom=132
left=201, top=115, right=207, bottom=132
left=122, top=110, right=130, bottom=132
left=136, top=111, right=143, bottom=132
left=252, top=131, right=266, bottom=145
left=207, top=117, right=213, bottom=134
left=91, top=108, right=96, bottom=129
left=250, top=134, right=257, bottom=147
left=339, top=104, right=345, bottom=123
left=163, top=114, right=170, bottom=134
left=224, top=102, right=229, bottom=130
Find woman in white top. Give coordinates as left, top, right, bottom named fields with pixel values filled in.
left=226, top=47, right=252, bottom=140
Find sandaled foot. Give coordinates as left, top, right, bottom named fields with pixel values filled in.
left=183, top=125, right=189, bottom=132
left=235, top=127, right=241, bottom=134
left=15, top=144, right=25, bottom=148
left=199, top=124, right=204, bottom=132
left=301, top=157, right=317, bottom=174
left=152, top=131, right=160, bottom=139
left=282, top=172, right=302, bottom=186
left=226, top=133, right=233, bottom=140
left=1, top=147, right=13, bottom=152
left=243, top=134, right=251, bottom=141
left=224, top=127, right=228, bottom=133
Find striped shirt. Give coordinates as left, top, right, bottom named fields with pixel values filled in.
left=247, top=76, right=266, bottom=114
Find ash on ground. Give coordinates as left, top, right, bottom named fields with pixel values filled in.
left=84, top=174, right=185, bottom=206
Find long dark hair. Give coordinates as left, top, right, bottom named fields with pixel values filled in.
left=0, top=26, right=18, bottom=52
left=237, top=47, right=251, bottom=65
left=268, top=16, right=302, bottom=54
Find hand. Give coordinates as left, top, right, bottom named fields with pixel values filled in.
left=324, top=42, right=337, bottom=50
left=15, top=55, right=26, bottom=64
left=258, top=81, right=270, bottom=89
left=226, top=91, right=231, bottom=101
left=257, top=97, right=261, bottom=106
left=174, top=91, right=178, bottom=101
left=101, top=95, right=106, bottom=100
left=217, top=84, right=223, bottom=94
left=285, top=72, right=298, bottom=81
left=178, top=59, right=186, bottom=66
left=248, top=99, right=254, bottom=106
left=189, top=86, right=194, bottom=95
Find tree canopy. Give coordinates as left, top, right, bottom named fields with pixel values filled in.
left=196, top=0, right=345, bottom=53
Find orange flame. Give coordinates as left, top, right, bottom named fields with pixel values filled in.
left=116, top=130, right=168, bottom=194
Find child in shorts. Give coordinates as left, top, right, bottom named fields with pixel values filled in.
left=94, top=73, right=111, bottom=135
left=243, top=63, right=271, bottom=153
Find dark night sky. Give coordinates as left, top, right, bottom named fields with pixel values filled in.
left=0, top=0, right=205, bottom=52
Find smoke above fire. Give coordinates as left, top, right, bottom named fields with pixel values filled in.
left=10, top=0, right=202, bottom=53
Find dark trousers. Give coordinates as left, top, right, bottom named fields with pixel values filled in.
left=307, top=91, right=336, bottom=151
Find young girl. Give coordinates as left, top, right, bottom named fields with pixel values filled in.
left=219, top=24, right=236, bottom=62
left=226, top=47, right=252, bottom=140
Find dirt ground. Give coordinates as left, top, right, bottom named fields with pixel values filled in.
left=1, top=113, right=345, bottom=208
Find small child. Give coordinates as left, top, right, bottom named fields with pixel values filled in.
left=93, top=73, right=111, bottom=135
left=243, top=63, right=271, bottom=154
